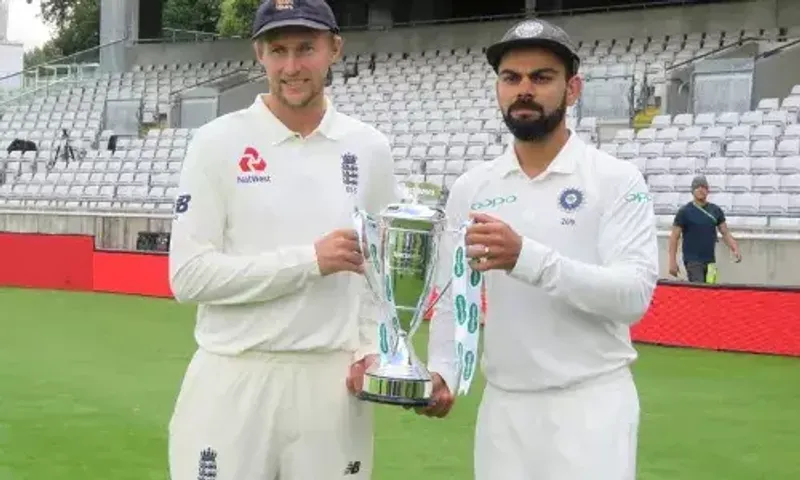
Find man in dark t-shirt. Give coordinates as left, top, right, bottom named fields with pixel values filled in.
left=668, top=175, right=742, bottom=283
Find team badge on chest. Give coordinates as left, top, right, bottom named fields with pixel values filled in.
left=558, top=187, right=585, bottom=213
left=340, top=152, right=359, bottom=194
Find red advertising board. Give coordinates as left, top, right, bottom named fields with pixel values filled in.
left=1, top=232, right=798, bottom=356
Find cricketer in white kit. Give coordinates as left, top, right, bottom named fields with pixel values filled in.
left=167, top=2, right=399, bottom=479
left=419, top=19, right=660, bottom=480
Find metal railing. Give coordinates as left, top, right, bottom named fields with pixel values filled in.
left=0, top=39, right=125, bottom=109
left=135, top=27, right=222, bottom=44
left=755, top=35, right=800, bottom=61
left=167, top=66, right=259, bottom=101
left=667, top=36, right=763, bottom=72
left=666, top=32, right=800, bottom=73
left=161, top=27, right=221, bottom=43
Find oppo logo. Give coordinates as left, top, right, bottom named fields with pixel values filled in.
left=471, top=195, right=517, bottom=210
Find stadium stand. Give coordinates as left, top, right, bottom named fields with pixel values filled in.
left=0, top=22, right=799, bottom=241
left=0, top=60, right=261, bottom=213
left=323, top=28, right=800, bottom=235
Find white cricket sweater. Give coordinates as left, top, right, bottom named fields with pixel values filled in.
left=427, top=132, right=660, bottom=393
left=168, top=96, right=399, bottom=360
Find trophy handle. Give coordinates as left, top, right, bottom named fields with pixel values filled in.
left=353, top=209, right=386, bottom=304
left=355, top=208, right=405, bottom=358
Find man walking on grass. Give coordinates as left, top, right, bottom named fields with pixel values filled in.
left=669, top=175, right=742, bottom=284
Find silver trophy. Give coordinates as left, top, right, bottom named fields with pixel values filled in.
left=349, top=157, right=483, bottom=406
left=353, top=191, right=447, bottom=407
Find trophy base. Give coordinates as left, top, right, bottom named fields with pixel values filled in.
left=357, top=363, right=434, bottom=407
left=356, top=390, right=432, bottom=407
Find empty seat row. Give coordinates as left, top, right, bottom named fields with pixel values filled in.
left=335, top=96, right=499, bottom=112
left=1, top=110, right=104, bottom=123
left=144, top=128, right=194, bottom=138
left=383, top=131, right=502, bottom=148
left=1, top=171, right=177, bottom=187
left=647, top=104, right=800, bottom=129
left=653, top=191, right=800, bottom=215
left=392, top=148, right=506, bottom=169
left=647, top=173, right=800, bottom=193
left=375, top=119, right=506, bottom=135
left=3, top=159, right=181, bottom=177
left=614, top=122, right=800, bottom=144
left=2, top=148, right=184, bottom=165
left=654, top=213, right=800, bottom=232
left=0, top=197, right=175, bottom=213
left=605, top=139, right=800, bottom=158
left=628, top=155, right=800, bottom=175
left=0, top=183, right=181, bottom=210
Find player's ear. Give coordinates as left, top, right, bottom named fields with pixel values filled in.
left=330, top=33, right=344, bottom=63
left=253, top=39, right=267, bottom=64
left=566, top=73, right=582, bottom=107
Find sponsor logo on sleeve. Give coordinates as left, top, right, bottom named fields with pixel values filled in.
left=173, top=194, right=192, bottom=215
left=625, top=192, right=653, bottom=203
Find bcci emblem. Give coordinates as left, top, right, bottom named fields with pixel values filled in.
left=341, top=152, right=359, bottom=194
left=558, top=187, right=585, bottom=213
left=515, top=20, right=544, bottom=38
left=274, top=0, right=294, bottom=10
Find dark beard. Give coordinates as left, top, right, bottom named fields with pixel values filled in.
left=502, top=95, right=567, bottom=142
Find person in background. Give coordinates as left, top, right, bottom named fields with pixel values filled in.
left=669, top=175, right=742, bottom=283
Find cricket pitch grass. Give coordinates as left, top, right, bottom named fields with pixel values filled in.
left=1, top=287, right=798, bottom=479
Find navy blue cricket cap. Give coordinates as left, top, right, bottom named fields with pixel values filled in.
left=486, top=19, right=580, bottom=75
left=251, top=0, right=339, bottom=40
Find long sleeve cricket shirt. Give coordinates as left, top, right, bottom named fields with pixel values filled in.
left=428, top=132, right=659, bottom=393
left=169, top=96, right=399, bottom=360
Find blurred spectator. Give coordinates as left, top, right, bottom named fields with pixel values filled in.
left=668, top=175, right=742, bottom=283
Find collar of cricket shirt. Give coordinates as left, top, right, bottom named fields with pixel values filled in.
left=496, top=128, right=582, bottom=178
left=253, top=94, right=348, bottom=145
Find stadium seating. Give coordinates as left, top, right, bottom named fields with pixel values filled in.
left=0, top=26, right=799, bottom=233
left=0, top=61, right=251, bottom=213
left=600, top=96, right=800, bottom=231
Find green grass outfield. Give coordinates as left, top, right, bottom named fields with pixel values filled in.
left=1, top=287, right=799, bottom=479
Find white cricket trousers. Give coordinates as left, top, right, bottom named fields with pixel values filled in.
left=168, top=348, right=373, bottom=480
left=475, top=367, right=640, bottom=480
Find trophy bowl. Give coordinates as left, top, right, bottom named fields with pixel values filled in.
left=355, top=202, right=447, bottom=407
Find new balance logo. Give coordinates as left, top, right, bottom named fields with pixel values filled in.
left=344, top=460, right=361, bottom=475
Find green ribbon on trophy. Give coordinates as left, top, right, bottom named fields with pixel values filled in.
left=452, top=221, right=484, bottom=396
left=353, top=209, right=399, bottom=364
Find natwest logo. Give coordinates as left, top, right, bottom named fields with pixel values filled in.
left=237, top=146, right=271, bottom=184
